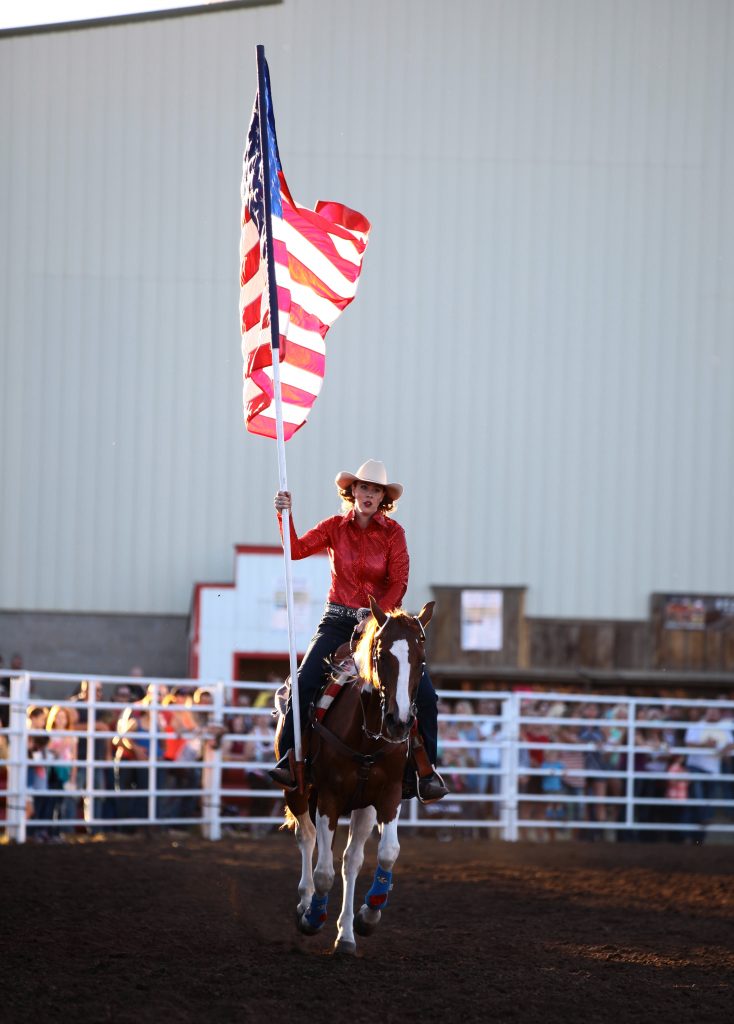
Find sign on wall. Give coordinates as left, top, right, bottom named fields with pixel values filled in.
left=663, top=594, right=734, bottom=631
left=460, top=589, right=503, bottom=651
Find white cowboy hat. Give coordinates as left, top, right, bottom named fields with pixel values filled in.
left=335, top=459, right=404, bottom=502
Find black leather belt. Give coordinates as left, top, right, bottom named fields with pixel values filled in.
left=325, top=602, right=371, bottom=622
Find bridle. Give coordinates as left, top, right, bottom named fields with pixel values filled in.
left=360, top=614, right=426, bottom=745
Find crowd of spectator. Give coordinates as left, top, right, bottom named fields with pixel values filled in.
left=436, top=694, right=734, bottom=841
left=2, top=673, right=273, bottom=842
left=2, top=666, right=734, bottom=843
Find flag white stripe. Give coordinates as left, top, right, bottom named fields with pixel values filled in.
left=244, top=362, right=324, bottom=399
left=330, top=231, right=364, bottom=266
left=287, top=280, right=342, bottom=327
left=280, top=218, right=359, bottom=298
left=284, top=321, right=326, bottom=354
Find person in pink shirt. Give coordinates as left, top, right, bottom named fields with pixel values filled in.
left=46, top=705, right=79, bottom=837
left=268, top=459, right=446, bottom=802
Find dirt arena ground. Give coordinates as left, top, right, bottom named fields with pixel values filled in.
left=2, top=831, right=733, bottom=1023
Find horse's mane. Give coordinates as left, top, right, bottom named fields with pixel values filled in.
left=351, top=609, right=415, bottom=690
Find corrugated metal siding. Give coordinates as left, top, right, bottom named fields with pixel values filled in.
left=1, top=0, right=732, bottom=619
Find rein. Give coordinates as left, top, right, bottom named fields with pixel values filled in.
left=312, top=718, right=391, bottom=772
left=312, top=706, right=399, bottom=811
left=360, top=690, right=415, bottom=745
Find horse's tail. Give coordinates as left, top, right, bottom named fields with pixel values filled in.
left=280, top=787, right=317, bottom=830
left=281, top=806, right=298, bottom=831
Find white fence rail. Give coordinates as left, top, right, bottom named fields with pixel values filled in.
left=1, top=672, right=733, bottom=843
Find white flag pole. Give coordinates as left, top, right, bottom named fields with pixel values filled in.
left=271, top=365, right=303, bottom=767
left=256, top=45, right=304, bottom=779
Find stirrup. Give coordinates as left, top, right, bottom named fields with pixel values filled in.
left=268, top=750, right=298, bottom=791
left=417, top=769, right=449, bottom=804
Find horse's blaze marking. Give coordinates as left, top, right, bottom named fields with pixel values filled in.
left=390, top=638, right=411, bottom=722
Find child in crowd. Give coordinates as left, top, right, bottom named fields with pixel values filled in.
left=46, top=704, right=79, bottom=838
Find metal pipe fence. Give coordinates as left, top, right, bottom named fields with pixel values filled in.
left=1, top=671, right=733, bottom=843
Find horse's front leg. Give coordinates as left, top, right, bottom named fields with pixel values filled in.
left=355, top=806, right=401, bottom=935
left=299, top=808, right=336, bottom=935
left=334, top=806, right=377, bottom=955
left=294, top=811, right=316, bottom=917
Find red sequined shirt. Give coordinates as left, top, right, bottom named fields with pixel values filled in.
left=277, top=509, right=409, bottom=612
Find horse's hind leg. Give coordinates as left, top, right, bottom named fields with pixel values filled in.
left=294, top=812, right=316, bottom=919
left=335, top=806, right=377, bottom=955
left=354, top=808, right=401, bottom=936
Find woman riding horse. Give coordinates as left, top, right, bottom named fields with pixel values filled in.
left=269, top=458, right=448, bottom=802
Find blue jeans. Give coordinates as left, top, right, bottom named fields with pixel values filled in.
left=279, top=611, right=439, bottom=764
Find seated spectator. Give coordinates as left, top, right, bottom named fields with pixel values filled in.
left=454, top=699, right=483, bottom=805
left=219, top=713, right=252, bottom=823
left=236, top=709, right=282, bottom=833
left=719, top=698, right=734, bottom=814
left=159, top=689, right=200, bottom=823
left=684, top=705, right=734, bottom=843
left=602, top=703, right=628, bottom=827
left=0, top=669, right=8, bottom=729
left=112, top=683, right=134, bottom=706
left=541, top=729, right=566, bottom=834
left=635, top=711, right=669, bottom=840
left=579, top=702, right=609, bottom=831
left=112, top=687, right=165, bottom=827
left=127, top=666, right=146, bottom=701
left=46, top=704, right=79, bottom=839
left=437, top=701, right=467, bottom=796
left=68, top=679, right=114, bottom=830
left=559, top=715, right=586, bottom=834
left=26, top=706, right=52, bottom=840
left=477, top=699, right=504, bottom=817
left=221, top=713, right=250, bottom=761
left=518, top=701, right=552, bottom=839
left=665, top=752, right=689, bottom=841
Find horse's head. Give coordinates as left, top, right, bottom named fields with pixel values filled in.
left=355, top=596, right=435, bottom=742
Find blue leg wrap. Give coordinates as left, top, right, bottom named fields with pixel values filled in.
left=304, top=893, right=328, bottom=930
left=365, top=867, right=393, bottom=910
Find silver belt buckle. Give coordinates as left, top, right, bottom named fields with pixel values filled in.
left=356, top=607, right=371, bottom=622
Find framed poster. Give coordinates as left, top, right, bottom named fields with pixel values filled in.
left=461, top=589, right=503, bottom=651
left=663, top=595, right=734, bottom=631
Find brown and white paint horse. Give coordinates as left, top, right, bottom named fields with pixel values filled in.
left=276, top=595, right=435, bottom=955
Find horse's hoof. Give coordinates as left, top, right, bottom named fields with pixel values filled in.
left=333, top=938, right=357, bottom=956
left=299, top=921, right=324, bottom=936
left=296, top=904, right=326, bottom=936
left=353, top=909, right=378, bottom=937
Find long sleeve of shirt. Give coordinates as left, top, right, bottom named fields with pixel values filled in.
left=379, top=524, right=409, bottom=611
left=276, top=511, right=331, bottom=559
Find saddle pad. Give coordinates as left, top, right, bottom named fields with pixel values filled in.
left=314, top=668, right=370, bottom=723
left=314, top=676, right=350, bottom=722
left=273, top=663, right=368, bottom=722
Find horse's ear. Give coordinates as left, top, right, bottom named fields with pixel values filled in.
left=417, top=601, right=435, bottom=628
left=369, top=594, right=388, bottom=627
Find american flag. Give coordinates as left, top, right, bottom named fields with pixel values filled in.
left=240, top=55, right=371, bottom=440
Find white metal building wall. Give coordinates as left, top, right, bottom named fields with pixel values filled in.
left=1, top=0, right=732, bottom=620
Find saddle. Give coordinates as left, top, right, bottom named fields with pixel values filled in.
left=272, top=641, right=358, bottom=725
